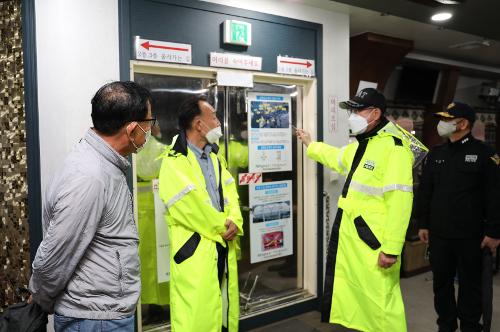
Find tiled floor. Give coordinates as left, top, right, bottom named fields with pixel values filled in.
left=249, top=271, right=500, bottom=332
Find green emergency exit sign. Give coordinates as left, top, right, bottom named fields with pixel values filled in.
left=223, top=20, right=252, bottom=46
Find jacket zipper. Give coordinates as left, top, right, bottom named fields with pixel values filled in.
left=116, top=251, right=124, bottom=297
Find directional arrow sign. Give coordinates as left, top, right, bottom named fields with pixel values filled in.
left=135, top=37, right=192, bottom=64
left=277, top=56, right=315, bottom=77
left=140, top=41, right=189, bottom=52
left=280, top=60, right=312, bottom=68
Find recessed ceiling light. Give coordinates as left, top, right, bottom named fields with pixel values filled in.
left=449, top=39, right=492, bottom=50
left=431, top=12, right=453, bottom=21
left=434, top=0, right=463, bottom=4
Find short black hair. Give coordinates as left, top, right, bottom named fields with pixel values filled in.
left=91, top=81, right=152, bottom=135
left=178, top=94, right=208, bottom=131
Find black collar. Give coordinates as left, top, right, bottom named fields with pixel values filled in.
left=448, top=132, right=473, bottom=147
left=355, top=117, right=389, bottom=141
left=172, top=130, right=219, bottom=156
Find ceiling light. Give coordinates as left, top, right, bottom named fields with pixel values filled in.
left=449, top=39, right=492, bottom=50
left=431, top=12, right=453, bottom=21
left=434, top=0, right=463, bottom=4
left=482, top=39, right=492, bottom=47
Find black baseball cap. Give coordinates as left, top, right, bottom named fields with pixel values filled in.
left=435, top=102, right=476, bottom=124
left=339, top=88, right=386, bottom=112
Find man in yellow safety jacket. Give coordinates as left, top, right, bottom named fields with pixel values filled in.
left=158, top=95, right=243, bottom=332
left=297, top=88, right=427, bottom=332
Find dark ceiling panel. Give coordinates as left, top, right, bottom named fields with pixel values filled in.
left=332, top=0, right=500, bottom=41
left=407, top=0, right=441, bottom=8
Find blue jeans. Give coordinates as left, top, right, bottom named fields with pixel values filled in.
left=54, top=313, right=135, bottom=332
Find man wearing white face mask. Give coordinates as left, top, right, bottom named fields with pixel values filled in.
left=296, top=88, right=427, bottom=332
left=417, top=102, right=500, bottom=332
left=158, top=95, right=243, bottom=332
left=29, top=81, right=153, bottom=331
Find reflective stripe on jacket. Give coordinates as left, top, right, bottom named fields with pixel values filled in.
left=159, top=132, right=243, bottom=332
left=308, top=120, right=421, bottom=332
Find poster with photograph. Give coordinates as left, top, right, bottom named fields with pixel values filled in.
left=249, top=180, right=293, bottom=263
left=153, top=179, right=170, bottom=283
left=247, top=93, right=292, bottom=173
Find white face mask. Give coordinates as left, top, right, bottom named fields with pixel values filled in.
left=203, top=122, right=223, bottom=144
left=131, top=123, right=151, bottom=153
left=348, top=110, right=375, bottom=135
left=437, top=120, right=457, bottom=138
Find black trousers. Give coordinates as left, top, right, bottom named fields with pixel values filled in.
left=429, top=235, right=483, bottom=332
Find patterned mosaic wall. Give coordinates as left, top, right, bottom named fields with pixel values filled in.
left=0, top=0, right=31, bottom=309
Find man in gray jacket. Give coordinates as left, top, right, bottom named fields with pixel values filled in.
left=29, top=81, right=154, bottom=331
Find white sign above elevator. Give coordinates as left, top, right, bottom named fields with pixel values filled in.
left=277, top=56, right=315, bottom=77
left=210, top=52, right=262, bottom=71
left=135, top=37, right=192, bottom=64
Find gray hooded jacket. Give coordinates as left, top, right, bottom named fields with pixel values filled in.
left=29, top=129, right=140, bottom=319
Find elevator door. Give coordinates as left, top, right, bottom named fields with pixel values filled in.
left=133, top=72, right=311, bottom=331
left=225, top=83, right=309, bottom=317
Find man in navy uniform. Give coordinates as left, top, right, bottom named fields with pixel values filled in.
left=417, top=102, right=500, bottom=332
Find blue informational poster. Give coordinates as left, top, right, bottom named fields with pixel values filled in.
left=247, top=93, right=292, bottom=173
left=249, top=180, right=293, bottom=263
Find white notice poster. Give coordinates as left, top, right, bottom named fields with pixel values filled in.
left=153, top=179, right=170, bottom=283
left=247, top=93, right=292, bottom=173
left=249, top=180, right=293, bottom=263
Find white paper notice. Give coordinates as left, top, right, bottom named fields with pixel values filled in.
left=247, top=93, right=292, bottom=173
left=217, top=70, right=254, bottom=88
left=153, top=179, right=170, bottom=283
left=328, top=95, right=339, bottom=134
left=249, top=180, right=293, bottom=263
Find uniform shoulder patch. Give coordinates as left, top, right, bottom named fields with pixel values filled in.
left=392, top=136, right=403, bottom=146
left=491, top=153, right=500, bottom=166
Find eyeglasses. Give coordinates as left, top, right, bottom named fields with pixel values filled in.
left=131, top=117, right=157, bottom=127
left=347, top=107, right=375, bottom=116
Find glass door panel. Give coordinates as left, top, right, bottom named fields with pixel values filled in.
left=225, top=83, right=311, bottom=316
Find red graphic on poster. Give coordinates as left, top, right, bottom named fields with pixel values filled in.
left=238, top=172, right=263, bottom=185
left=262, top=231, right=284, bottom=251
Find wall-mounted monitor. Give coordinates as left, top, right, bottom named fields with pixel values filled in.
left=395, top=65, right=440, bottom=104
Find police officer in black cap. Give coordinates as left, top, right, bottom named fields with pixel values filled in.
left=416, top=102, right=500, bottom=332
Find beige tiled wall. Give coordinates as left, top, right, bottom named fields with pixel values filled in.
left=0, top=0, right=31, bottom=309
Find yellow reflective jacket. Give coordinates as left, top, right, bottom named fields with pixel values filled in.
left=308, top=119, right=427, bottom=332
left=136, top=136, right=170, bottom=305
left=158, top=132, right=243, bottom=332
